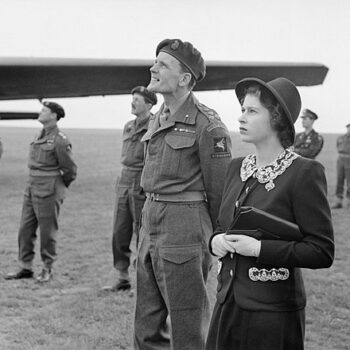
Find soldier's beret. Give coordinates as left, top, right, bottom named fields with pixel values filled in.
left=346, top=123, right=350, bottom=127
left=156, top=39, right=206, bottom=82
left=301, top=108, right=318, bottom=120
left=43, top=101, right=65, bottom=119
left=131, top=86, right=157, bottom=105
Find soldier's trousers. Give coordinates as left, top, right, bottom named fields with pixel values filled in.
left=134, top=198, right=212, bottom=350
left=112, top=168, right=145, bottom=273
left=18, top=175, right=66, bottom=269
left=335, top=156, right=350, bottom=199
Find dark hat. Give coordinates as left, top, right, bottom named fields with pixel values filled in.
left=235, top=77, right=301, bottom=140
left=301, top=108, right=318, bottom=120
left=156, top=39, right=206, bottom=82
left=43, top=101, right=65, bottom=119
left=346, top=123, right=350, bottom=128
left=131, top=86, right=157, bottom=105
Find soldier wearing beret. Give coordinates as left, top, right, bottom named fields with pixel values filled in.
left=133, top=39, right=232, bottom=350
left=293, top=108, right=324, bottom=159
left=103, top=86, right=157, bottom=292
left=5, top=101, right=77, bottom=283
left=332, top=123, right=350, bottom=208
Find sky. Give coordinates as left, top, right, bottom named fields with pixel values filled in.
left=0, top=0, right=349, bottom=133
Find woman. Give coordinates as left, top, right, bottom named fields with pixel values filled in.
left=205, top=77, right=334, bottom=350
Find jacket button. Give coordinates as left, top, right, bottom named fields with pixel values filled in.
left=230, top=253, right=234, bottom=259
left=230, top=269, right=233, bottom=277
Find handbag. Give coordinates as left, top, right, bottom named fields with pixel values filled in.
left=226, top=206, right=302, bottom=241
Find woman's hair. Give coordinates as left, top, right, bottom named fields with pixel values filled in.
left=241, top=85, right=294, bottom=148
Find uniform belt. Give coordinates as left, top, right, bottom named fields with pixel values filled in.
left=145, top=191, right=206, bottom=202
left=339, top=153, right=350, bottom=158
left=122, top=166, right=143, bottom=172
left=29, top=169, right=61, bottom=176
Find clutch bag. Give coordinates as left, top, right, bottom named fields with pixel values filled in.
left=227, top=206, right=302, bottom=241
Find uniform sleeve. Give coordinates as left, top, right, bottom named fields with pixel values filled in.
left=56, top=136, right=77, bottom=187
left=258, top=160, right=334, bottom=269
left=199, top=122, right=232, bottom=228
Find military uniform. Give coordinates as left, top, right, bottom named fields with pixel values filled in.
left=134, top=93, right=232, bottom=350
left=294, top=129, right=324, bottom=159
left=18, top=125, right=77, bottom=270
left=112, top=114, right=150, bottom=275
left=335, top=132, right=350, bottom=201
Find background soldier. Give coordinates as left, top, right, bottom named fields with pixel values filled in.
left=5, top=102, right=77, bottom=283
left=294, top=108, right=324, bottom=159
left=103, top=86, right=157, bottom=292
left=134, top=39, right=232, bottom=350
left=332, top=123, right=350, bottom=209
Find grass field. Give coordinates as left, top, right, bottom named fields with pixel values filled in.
left=0, top=127, right=349, bottom=350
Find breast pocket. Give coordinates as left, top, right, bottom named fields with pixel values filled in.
left=161, top=133, right=196, bottom=178
left=37, top=143, right=56, bottom=164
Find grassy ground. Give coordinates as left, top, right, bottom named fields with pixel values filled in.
left=0, top=127, right=348, bottom=350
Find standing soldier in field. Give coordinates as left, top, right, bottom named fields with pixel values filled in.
left=134, top=39, right=232, bottom=350
left=332, top=123, right=350, bottom=209
left=293, top=108, right=324, bottom=159
left=5, top=101, right=77, bottom=283
left=103, top=86, right=157, bottom=292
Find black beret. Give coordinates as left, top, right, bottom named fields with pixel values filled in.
left=131, top=86, right=157, bottom=105
left=43, top=101, right=65, bottom=119
left=301, top=108, right=318, bottom=120
left=156, top=39, right=206, bottom=82
left=346, top=123, right=350, bottom=127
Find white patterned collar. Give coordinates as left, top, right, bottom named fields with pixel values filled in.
left=240, top=148, right=299, bottom=191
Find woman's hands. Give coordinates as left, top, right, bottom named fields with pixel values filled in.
left=211, top=233, right=261, bottom=258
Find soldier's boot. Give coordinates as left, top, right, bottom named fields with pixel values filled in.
left=101, top=269, right=131, bottom=292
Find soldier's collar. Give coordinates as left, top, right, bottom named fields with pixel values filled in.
left=171, top=93, right=197, bottom=125
left=135, top=113, right=150, bottom=131
left=43, top=125, right=58, bottom=135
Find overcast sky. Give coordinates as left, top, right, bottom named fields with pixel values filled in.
left=0, top=0, right=349, bottom=133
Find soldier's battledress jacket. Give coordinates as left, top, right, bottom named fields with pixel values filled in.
left=141, top=93, right=232, bottom=226
left=28, top=125, right=77, bottom=187
left=210, top=150, right=334, bottom=312
left=294, top=129, right=324, bottom=159
left=336, top=132, right=350, bottom=156
left=121, top=114, right=150, bottom=169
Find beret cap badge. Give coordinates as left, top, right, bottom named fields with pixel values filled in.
left=171, top=40, right=180, bottom=50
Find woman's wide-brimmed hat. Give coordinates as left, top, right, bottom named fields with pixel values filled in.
left=235, top=77, right=301, bottom=140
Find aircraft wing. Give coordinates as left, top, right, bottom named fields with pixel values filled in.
left=0, top=112, right=38, bottom=120
left=0, top=58, right=328, bottom=100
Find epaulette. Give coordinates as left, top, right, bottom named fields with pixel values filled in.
left=197, top=102, right=226, bottom=132
left=58, top=131, right=67, bottom=139
left=197, top=102, right=220, bottom=122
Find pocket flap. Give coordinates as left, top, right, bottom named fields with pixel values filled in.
left=165, top=134, right=196, bottom=150
left=159, top=244, right=201, bottom=265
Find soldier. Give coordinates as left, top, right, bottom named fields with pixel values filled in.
left=332, top=123, right=350, bottom=209
left=293, top=108, right=324, bottom=159
left=134, top=39, right=232, bottom=350
left=5, top=101, right=77, bottom=283
left=103, top=86, right=157, bottom=292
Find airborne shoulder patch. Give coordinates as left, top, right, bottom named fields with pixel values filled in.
left=211, top=137, right=231, bottom=158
